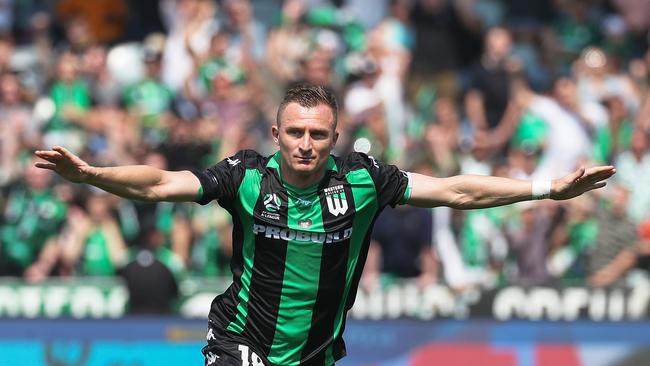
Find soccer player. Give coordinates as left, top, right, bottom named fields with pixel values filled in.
left=35, top=84, right=615, bottom=366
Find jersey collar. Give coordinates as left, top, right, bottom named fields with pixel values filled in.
left=267, top=151, right=338, bottom=193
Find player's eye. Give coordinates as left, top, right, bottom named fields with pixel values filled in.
left=287, top=129, right=302, bottom=137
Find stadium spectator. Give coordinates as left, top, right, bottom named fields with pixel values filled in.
left=118, top=217, right=185, bottom=314
left=160, top=0, right=218, bottom=91
left=0, top=34, right=14, bottom=74
left=265, top=0, right=311, bottom=85
left=342, top=54, right=389, bottom=158
left=512, top=76, right=593, bottom=180
left=587, top=184, right=641, bottom=287
left=363, top=204, right=437, bottom=290
left=123, top=34, right=175, bottom=149
left=408, top=0, right=479, bottom=99
left=59, top=192, right=127, bottom=276
left=131, top=151, right=193, bottom=265
left=220, top=0, right=267, bottom=65
left=82, top=44, right=122, bottom=107
left=0, top=71, right=35, bottom=186
left=55, top=0, right=129, bottom=45
left=0, top=162, right=67, bottom=281
left=189, top=204, right=233, bottom=276
left=614, top=129, right=650, bottom=223
left=546, top=194, right=598, bottom=283
left=424, top=96, right=461, bottom=176
left=464, top=26, right=518, bottom=134
left=503, top=201, right=554, bottom=286
left=44, top=51, right=90, bottom=155
left=552, top=0, right=602, bottom=72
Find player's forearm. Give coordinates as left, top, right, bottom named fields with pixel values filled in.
left=444, top=175, right=534, bottom=209
left=409, top=173, right=537, bottom=209
left=85, top=165, right=168, bottom=201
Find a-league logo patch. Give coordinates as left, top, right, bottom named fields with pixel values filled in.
left=263, top=193, right=281, bottom=212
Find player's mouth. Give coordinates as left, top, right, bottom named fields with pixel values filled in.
left=296, top=156, right=315, bottom=164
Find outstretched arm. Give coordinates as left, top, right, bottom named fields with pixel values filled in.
left=34, top=146, right=201, bottom=202
left=407, top=166, right=616, bottom=209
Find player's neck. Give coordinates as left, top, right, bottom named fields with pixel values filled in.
left=280, top=164, right=326, bottom=189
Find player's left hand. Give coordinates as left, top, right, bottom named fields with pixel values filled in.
left=551, top=165, right=616, bottom=200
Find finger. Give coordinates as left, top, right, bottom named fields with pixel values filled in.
left=35, top=153, right=63, bottom=164
left=34, top=150, right=63, bottom=160
left=53, top=145, right=85, bottom=164
left=35, top=162, right=57, bottom=170
left=584, top=169, right=616, bottom=183
left=585, top=165, right=616, bottom=176
left=584, top=181, right=607, bottom=192
left=569, top=166, right=586, bottom=183
left=52, top=146, right=80, bottom=161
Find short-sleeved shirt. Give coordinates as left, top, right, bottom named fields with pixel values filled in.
left=0, top=187, right=67, bottom=274
left=587, top=209, right=638, bottom=275
left=371, top=205, right=432, bottom=278
left=47, top=80, right=90, bottom=132
left=193, top=150, right=411, bottom=366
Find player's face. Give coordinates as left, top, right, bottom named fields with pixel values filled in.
left=273, top=102, right=338, bottom=184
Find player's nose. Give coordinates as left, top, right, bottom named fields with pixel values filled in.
left=299, top=134, right=313, bottom=151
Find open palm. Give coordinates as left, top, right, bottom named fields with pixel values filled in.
left=552, top=165, right=616, bottom=200
left=34, top=146, right=92, bottom=183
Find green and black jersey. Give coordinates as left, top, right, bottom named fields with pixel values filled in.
left=193, top=150, right=412, bottom=366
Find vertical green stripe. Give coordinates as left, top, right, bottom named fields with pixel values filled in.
left=325, top=344, right=334, bottom=365
left=327, top=170, right=377, bottom=364
left=268, top=194, right=325, bottom=365
left=227, top=170, right=262, bottom=334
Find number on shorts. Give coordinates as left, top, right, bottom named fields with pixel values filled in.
left=238, top=345, right=264, bottom=366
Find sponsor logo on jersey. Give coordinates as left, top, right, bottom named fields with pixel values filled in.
left=295, top=197, right=314, bottom=209
left=227, top=157, right=241, bottom=166
left=324, top=184, right=348, bottom=216
left=368, top=155, right=379, bottom=168
left=206, top=352, right=219, bottom=365
left=298, top=219, right=312, bottom=228
left=207, top=328, right=216, bottom=341
left=253, top=224, right=352, bottom=244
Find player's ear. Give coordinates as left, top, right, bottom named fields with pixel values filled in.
left=332, top=130, right=339, bottom=147
left=272, top=125, right=279, bottom=144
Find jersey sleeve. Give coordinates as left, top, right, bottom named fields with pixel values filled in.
left=349, top=152, right=412, bottom=209
left=192, top=150, right=250, bottom=206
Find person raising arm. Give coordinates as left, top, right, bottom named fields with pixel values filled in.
left=35, top=146, right=614, bottom=208
left=407, top=165, right=615, bottom=209
left=34, top=85, right=616, bottom=366
left=34, top=146, right=201, bottom=202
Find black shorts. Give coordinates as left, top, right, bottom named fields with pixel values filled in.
left=202, top=322, right=269, bottom=366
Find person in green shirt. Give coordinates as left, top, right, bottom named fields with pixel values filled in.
left=44, top=52, right=91, bottom=155
left=0, top=162, right=67, bottom=281
left=190, top=204, right=233, bottom=277
left=60, top=192, right=127, bottom=276
left=196, top=32, right=246, bottom=96
left=122, top=47, right=174, bottom=148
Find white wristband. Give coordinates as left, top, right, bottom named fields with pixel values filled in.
left=532, top=180, right=552, bottom=200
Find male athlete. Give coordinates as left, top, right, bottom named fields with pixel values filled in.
left=35, top=85, right=615, bottom=366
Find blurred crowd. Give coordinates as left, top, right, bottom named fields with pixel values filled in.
left=2, top=0, right=650, bottom=303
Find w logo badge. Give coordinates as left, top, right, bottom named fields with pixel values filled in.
left=326, top=192, right=348, bottom=216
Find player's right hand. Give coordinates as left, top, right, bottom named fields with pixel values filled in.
left=34, top=146, right=93, bottom=184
